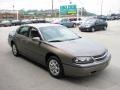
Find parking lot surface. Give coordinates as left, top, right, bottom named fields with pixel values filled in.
left=0, top=20, right=120, bottom=90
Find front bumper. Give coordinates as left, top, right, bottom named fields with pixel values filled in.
left=63, top=53, right=111, bottom=77
left=79, top=27, right=90, bottom=31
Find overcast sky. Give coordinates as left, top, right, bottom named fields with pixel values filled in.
left=0, top=0, right=120, bottom=15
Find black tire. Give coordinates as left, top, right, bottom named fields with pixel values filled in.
left=103, top=26, right=107, bottom=30
left=47, top=56, right=64, bottom=78
left=12, top=43, right=19, bottom=56
left=91, top=27, right=95, bottom=32
left=73, top=24, right=76, bottom=28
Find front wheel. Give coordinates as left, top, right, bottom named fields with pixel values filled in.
left=103, top=26, right=107, bottom=30
left=91, top=27, right=95, bottom=32
left=47, top=56, right=64, bottom=78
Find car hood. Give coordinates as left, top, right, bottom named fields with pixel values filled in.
left=49, top=38, right=106, bottom=56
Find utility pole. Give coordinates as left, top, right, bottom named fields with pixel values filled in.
left=69, top=0, right=72, bottom=4
left=77, top=7, right=79, bottom=21
left=101, top=0, right=103, bottom=16
left=16, top=10, right=19, bottom=20
left=13, top=5, right=14, bottom=11
left=51, top=0, right=54, bottom=17
left=81, top=7, right=83, bottom=17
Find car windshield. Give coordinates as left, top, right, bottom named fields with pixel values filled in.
left=84, top=19, right=96, bottom=24
left=40, top=26, right=80, bottom=42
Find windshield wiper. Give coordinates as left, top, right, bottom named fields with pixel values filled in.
left=48, top=40, right=63, bottom=42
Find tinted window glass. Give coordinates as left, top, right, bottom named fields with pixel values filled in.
left=40, top=26, right=79, bottom=41
left=18, top=26, right=30, bottom=37
left=61, top=19, right=68, bottom=22
left=29, top=27, right=40, bottom=38
left=99, top=19, right=104, bottom=23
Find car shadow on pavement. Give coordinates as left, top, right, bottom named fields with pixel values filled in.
left=61, top=65, right=120, bottom=89
left=19, top=54, right=48, bottom=71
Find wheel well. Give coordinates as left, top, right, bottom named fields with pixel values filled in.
left=105, top=25, right=107, bottom=27
left=45, top=53, right=60, bottom=65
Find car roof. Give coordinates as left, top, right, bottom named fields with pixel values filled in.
left=21, top=23, right=62, bottom=29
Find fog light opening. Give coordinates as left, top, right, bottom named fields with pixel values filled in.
left=91, top=71, right=97, bottom=74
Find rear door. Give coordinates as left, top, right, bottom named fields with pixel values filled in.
left=95, top=19, right=100, bottom=30
left=66, top=19, right=73, bottom=27
left=99, top=19, right=106, bottom=29
left=15, top=26, right=30, bottom=55
left=61, top=19, right=72, bottom=27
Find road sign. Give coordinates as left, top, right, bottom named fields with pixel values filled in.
left=60, top=5, right=77, bottom=15
left=60, top=5, right=68, bottom=15
left=68, top=5, right=77, bottom=14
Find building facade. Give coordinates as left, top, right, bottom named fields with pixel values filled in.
left=0, top=10, right=33, bottom=20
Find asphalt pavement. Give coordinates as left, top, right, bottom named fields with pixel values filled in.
left=0, top=20, right=120, bottom=90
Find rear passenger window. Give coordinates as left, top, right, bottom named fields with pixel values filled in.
left=18, top=26, right=30, bottom=37
left=99, top=20, right=104, bottom=23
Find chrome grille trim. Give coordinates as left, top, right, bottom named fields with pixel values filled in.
left=93, top=51, right=108, bottom=61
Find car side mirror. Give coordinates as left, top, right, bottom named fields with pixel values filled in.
left=32, top=37, right=41, bottom=42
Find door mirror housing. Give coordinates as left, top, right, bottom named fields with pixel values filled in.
left=32, top=37, right=41, bottom=42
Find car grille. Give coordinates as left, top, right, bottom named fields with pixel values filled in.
left=93, top=51, right=108, bottom=61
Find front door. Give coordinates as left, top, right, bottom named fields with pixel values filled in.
left=26, top=27, right=45, bottom=65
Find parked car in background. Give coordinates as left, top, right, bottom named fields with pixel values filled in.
left=96, top=15, right=107, bottom=21
left=21, top=19, right=32, bottom=24
left=0, top=20, right=12, bottom=27
left=11, top=20, right=22, bottom=26
left=79, top=19, right=108, bottom=32
left=52, top=18, right=76, bottom=28
left=106, top=16, right=113, bottom=20
left=69, top=17, right=81, bottom=26
left=110, top=14, right=120, bottom=20
left=79, top=17, right=95, bottom=25
left=8, top=24, right=111, bottom=78
left=32, top=19, right=50, bottom=23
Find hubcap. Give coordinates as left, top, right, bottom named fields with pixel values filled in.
left=12, top=45, right=17, bottom=55
left=104, top=26, right=107, bottom=30
left=49, top=59, right=60, bottom=76
left=92, top=28, right=95, bottom=32
left=73, top=24, right=76, bottom=27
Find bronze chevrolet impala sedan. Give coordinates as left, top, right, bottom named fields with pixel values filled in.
left=8, top=24, right=111, bottom=78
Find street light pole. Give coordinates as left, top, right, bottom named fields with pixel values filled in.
left=101, top=0, right=103, bottom=16
left=13, top=5, right=14, bottom=11
left=51, top=0, right=54, bottom=17
left=81, top=7, right=83, bottom=17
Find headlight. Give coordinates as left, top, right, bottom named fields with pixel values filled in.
left=73, top=57, right=94, bottom=64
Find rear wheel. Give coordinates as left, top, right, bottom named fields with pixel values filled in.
left=12, top=43, right=19, bottom=56
left=47, top=56, right=64, bottom=78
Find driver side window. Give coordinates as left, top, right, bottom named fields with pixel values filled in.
left=29, top=27, right=40, bottom=38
